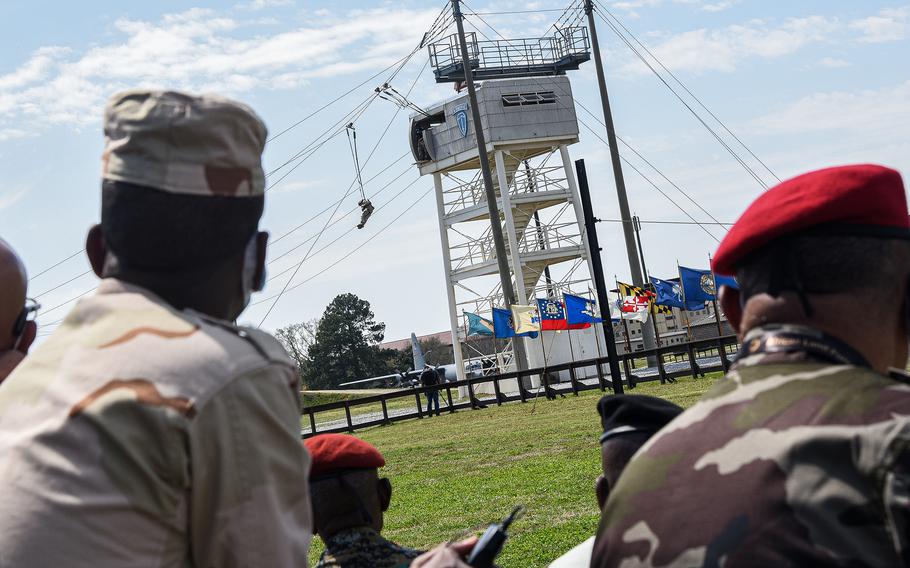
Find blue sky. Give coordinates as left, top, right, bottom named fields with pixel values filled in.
left=1, top=0, right=908, bottom=342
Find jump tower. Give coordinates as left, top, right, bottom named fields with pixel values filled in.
left=410, top=26, right=607, bottom=385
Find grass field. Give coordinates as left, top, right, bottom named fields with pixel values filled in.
left=307, top=373, right=724, bottom=567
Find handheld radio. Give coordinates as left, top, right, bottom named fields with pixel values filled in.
left=466, top=505, right=525, bottom=568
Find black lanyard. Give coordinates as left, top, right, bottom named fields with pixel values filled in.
left=738, top=326, right=871, bottom=368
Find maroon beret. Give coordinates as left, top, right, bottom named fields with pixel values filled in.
left=304, top=434, right=385, bottom=479
left=713, top=164, right=909, bottom=275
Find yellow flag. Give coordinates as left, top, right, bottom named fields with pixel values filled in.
left=510, top=304, right=541, bottom=334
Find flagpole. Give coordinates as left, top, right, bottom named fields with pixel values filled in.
left=708, top=253, right=730, bottom=372
left=615, top=276, right=636, bottom=387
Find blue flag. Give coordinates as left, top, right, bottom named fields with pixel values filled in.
left=679, top=266, right=717, bottom=303
left=492, top=307, right=538, bottom=339
left=465, top=311, right=494, bottom=336
left=650, top=276, right=704, bottom=311
left=564, top=293, right=602, bottom=324
left=714, top=273, right=739, bottom=290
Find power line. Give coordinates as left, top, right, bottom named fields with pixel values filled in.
left=464, top=9, right=724, bottom=240
left=590, top=2, right=769, bottom=190
left=594, top=0, right=780, bottom=184
left=597, top=218, right=733, bottom=226
left=578, top=119, right=722, bottom=242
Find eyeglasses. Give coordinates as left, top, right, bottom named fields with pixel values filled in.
left=12, top=298, right=40, bottom=338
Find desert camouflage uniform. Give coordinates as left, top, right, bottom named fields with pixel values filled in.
left=592, top=323, right=910, bottom=567
left=0, top=279, right=313, bottom=567
left=315, top=527, right=422, bottom=568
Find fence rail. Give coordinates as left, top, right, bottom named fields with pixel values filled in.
left=302, top=334, right=740, bottom=437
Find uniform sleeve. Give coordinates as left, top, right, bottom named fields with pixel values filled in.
left=881, top=432, right=910, bottom=566
left=187, top=364, right=313, bottom=568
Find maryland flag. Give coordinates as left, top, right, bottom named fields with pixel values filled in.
left=617, top=281, right=672, bottom=316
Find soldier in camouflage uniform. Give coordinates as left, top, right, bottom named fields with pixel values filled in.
left=0, top=90, right=312, bottom=567
left=592, top=164, right=910, bottom=567
left=304, top=434, right=422, bottom=568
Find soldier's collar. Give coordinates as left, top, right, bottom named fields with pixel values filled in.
left=739, top=324, right=871, bottom=368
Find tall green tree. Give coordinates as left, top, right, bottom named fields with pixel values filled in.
left=303, top=293, right=387, bottom=389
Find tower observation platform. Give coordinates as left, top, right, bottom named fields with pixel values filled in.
left=428, top=27, right=591, bottom=83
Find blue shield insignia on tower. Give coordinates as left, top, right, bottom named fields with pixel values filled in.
left=453, top=102, right=469, bottom=138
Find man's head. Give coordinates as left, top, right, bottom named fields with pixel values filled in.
left=595, top=395, right=682, bottom=509
left=0, top=239, right=35, bottom=354
left=713, top=165, right=910, bottom=372
left=304, top=434, right=392, bottom=540
left=85, top=90, right=269, bottom=321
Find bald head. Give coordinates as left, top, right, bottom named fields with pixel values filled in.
left=0, top=239, right=28, bottom=349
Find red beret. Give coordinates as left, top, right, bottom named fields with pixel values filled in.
left=304, top=434, right=385, bottom=478
left=713, top=164, right=908, bottom=275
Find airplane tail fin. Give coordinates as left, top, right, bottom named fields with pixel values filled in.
left=411, top=332, right=426, bottom=370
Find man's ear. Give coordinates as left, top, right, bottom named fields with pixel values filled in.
left=86, top=224, right=106, bottom=278
left=595, top=474, right=609, bottom=511
left=17, top=320, right=37, bottom=354
left=254, top=231, right=268, bottom=291
left=719, top=285, right=743, bottom=339
left=377, top=477, right=392, bottom=512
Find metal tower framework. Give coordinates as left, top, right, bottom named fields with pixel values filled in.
left=433, top=145, right=603, bottom=377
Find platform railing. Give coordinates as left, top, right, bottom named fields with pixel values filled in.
left=428, top=27, right=590, bottom=82
left=302, top=334, right=740, bottom=436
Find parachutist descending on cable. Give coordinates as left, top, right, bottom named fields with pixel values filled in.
left=357, top=199, right=374, bottom=229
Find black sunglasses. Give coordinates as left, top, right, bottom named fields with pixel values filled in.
left=12, top=298, right=40, bottom=337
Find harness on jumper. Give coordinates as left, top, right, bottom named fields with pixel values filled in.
left=346, top=123, right=373, bottom=229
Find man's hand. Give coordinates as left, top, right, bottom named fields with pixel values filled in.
left=411, top=537, right=478, bottom=568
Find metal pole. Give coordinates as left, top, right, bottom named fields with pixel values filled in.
left=633, top=215, right=649, bottom=283
left=575, top=159, right=623, bottom=393
left=584, top=0, right=641, bottom=286
left=433, top=173, right=467, bottom=382
left=452, top=0, right=528, bottom=376
left=584, top=0, right=658, bottom=358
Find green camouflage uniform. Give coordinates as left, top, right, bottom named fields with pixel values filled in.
left=315, top=527, right=422, bottom=568
left=592, top=324, right=910, bottom=567
left=0, top=90, right=312, bottom=567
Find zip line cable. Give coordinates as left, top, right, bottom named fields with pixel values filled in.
left=345, top=124, right=367, bottom=201
left=590, top=2, right=770, bottom=190
left=34, top=269, right=92, bottom=300
left=249, top=184, right=434, bottom=309
left=30, top=250, right=83, bottom=280
left=464, top=8, right=725, bottom=238
left=594, top=0, right=780, bottom=183
left=263, top=175, right=423, bottom=288
left=267, top=164, right=413, bottom=267
left=255, top=47, right=431, bottom=327
left=269, top=151, right=410, bottom=247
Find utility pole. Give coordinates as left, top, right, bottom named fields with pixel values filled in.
left=584, top=0, right=657, bottom=357
left=576, top=159, right=624, bottom=393
left=452, top=0, right=529, bottom=379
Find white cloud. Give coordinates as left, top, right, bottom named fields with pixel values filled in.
left=851, top=6, right=909, bottom=43
left=749, top=80, right=910, bottom=136
left=0, top=6, right=438, bottom=134
left=243, top=0, right=294, bottom=9
left=623, top=15, right=840, bottom=73
left=701, top=1, right=739, bottom=13
left=818, top=57, right=851, bottom=68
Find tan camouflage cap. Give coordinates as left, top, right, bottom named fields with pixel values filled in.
left=102, top=90, right=268, bottom=197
